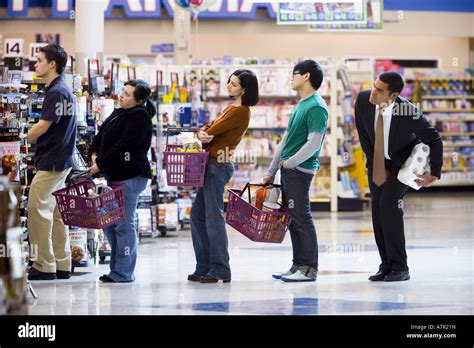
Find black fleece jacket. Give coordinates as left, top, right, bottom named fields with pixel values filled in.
left=90, top=106, right=153, bottom=181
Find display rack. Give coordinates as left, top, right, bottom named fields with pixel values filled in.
left=415, top=74, right=474, bottom=187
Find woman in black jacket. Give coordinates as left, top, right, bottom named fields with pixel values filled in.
left=88, top=79, right=155, bottom=282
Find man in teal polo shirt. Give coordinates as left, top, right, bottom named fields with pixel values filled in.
left=263, top=60, right=328, bottom=282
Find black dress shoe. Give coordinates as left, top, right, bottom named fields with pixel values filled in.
left=384, top=271, right=410, bottom=282
left=368, top=270, right=388, bottom=281
left=28, top=267, right=56, bottom=281
left=187, top=274, right=202, bottom=282
left=99, top=275, right=116, bottom=283
left=56, top=270, right=71, bottom=279
left=200, top=275, right=231, bottom=283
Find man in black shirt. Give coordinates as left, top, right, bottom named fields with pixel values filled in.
left=27, top=44, right=77, bottom=281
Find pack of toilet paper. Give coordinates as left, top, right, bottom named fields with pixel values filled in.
left=397, top=143, right=431, bottom=190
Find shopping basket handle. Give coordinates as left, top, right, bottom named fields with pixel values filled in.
left=166, top=127, right=201, bottom=133
left=68, top=170, right=94, bottom=185
left=239, top=182, right=282, bottom=199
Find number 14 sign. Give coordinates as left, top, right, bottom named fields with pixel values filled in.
left=3, top=38, right=24, bottom=58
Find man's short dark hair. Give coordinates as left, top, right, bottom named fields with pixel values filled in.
left=293, top=60, right=324, bottom=90
left=40, top=44, right=68, bottom=75
left=379, top=71, right=405, bottom=94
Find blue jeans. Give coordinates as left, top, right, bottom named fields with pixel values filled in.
left=103, top=175, right=148, bottom=282
left=190, top=160, right=234, bottom=280
left=281, top=168, right=318, bottom=277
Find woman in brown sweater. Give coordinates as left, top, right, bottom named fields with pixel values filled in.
left=188, top=69, right=259, bottom=283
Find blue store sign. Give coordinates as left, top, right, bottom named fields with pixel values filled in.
left=151, top=43, right=174, bottom=53
left=1, top=0, right=473, bottom=19
left=2, top=0, right=278, bottom=19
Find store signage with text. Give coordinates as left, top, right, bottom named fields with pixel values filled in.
left=5, top=0, right=278, bottom=19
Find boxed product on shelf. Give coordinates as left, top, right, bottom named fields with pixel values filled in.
left=312, top=175, right=331, bottom=199
left=91, top=98, right=115, bottom=124
left=436, top=171, right=474, bottom=185
left=136, top=207, right=156, bottom=234
left=0, top=94, right=27, bottom=130
left=157, top=203, right=179, bottom=229
left=422, top=99, right=472, bottom=111
left=437, top=121, right=472, bottom=133
left=0, top=141, right=20, bottom=181
left=236, top=136, right=271, bottom=159
left=175, top=197, right=192, bottom=223
left=158, top=104, right=178, bottom=126
left=247, top=105, right=270, bottom=128
left=419, top=76, right=473, bottom=96
left=69, top=228, right=88, bottom=263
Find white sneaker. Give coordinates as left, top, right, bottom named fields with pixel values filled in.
left=280, top=270, right=316, bottom=282
left=272, top=269, right=295, bottom=280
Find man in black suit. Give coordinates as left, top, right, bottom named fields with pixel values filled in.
left=355, top=71, right=443, bottom=282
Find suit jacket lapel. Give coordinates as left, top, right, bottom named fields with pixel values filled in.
left=367, top=100, right=376, bottom=144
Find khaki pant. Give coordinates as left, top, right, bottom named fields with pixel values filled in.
left=28, top=168, right=72, bottom=273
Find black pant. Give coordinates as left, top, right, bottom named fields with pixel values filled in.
left=368, top=161, right=410, bottom=273
left=281, top=168, right=318, bottom=274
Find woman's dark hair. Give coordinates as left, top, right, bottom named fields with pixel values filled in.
left=379, top=71, right=405, bottom=95
left=293, top=60, right=324, bottom=90
left=39, top=44, right=68, bottom=75
left=227, top=69, right=259, bottom=106
left=124, top=79, right=156, bottom=118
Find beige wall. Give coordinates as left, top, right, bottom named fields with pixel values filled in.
left=0, top=11, right=473, bottom=70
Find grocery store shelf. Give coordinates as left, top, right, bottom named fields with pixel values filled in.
left=208, top=95, right=298, bottom=101
left=443, top=153, right=474, bottom=158
left=442, top=168, right=472, bottom=172
left=423, top=109, right=474, bottom=113
left=247, top=127, right=287, bottom=131
left=435, top=118, right=474, bottom=122
left=444, top=143, right=474, bottom=147
left=418, top=77, right=474, bottom=81
left=440, top=132, right=474, bottom=136
left=422, top=95, right=474, bottom=100
left=310, top=197, right=330, bottom=203
left=432, top=181, right=474, bottom=187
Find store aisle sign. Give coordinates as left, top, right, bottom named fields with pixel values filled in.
left=5, top=0, right=279, bottom=19
left=3, top=39, right=24, bottom=58
left=151, top=44, right=174, bottom=53
left=29, top=43, right=48, bottom=61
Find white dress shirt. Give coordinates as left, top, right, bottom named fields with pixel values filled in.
left=374, top=102, right=395, bottom=160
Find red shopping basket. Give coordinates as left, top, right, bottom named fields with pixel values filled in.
left=225, top=183, right=292, bottom=244
left=52, top=175, right=125, bottom=229
left=163, top=127, right=209, bottom=187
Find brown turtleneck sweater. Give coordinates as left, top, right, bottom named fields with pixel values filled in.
left=199, top=105, right=250, bottom=162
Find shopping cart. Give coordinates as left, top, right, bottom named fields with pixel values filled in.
left=163, top=127, right=209, bottom=187
left=225, top=183, right=292, bottom=244
left=52, top=171, right=125, bottom=229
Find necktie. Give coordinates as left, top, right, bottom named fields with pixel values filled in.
left=372, top=108, right=387, bottom=187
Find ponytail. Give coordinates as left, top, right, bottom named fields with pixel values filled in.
left=145, top=98, right=156, bottom=119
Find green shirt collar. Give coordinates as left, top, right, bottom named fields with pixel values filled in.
left=299, top=92, right=316, bottom=103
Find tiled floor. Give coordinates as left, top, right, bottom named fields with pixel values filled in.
left=27, top=192, right=474, bottom=315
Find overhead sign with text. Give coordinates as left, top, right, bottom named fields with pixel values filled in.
left=3, top=0, right=278, bottom=19
left=309, top=0, right=383, bottom=31
left=277, top=1, right=367, bottom=25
